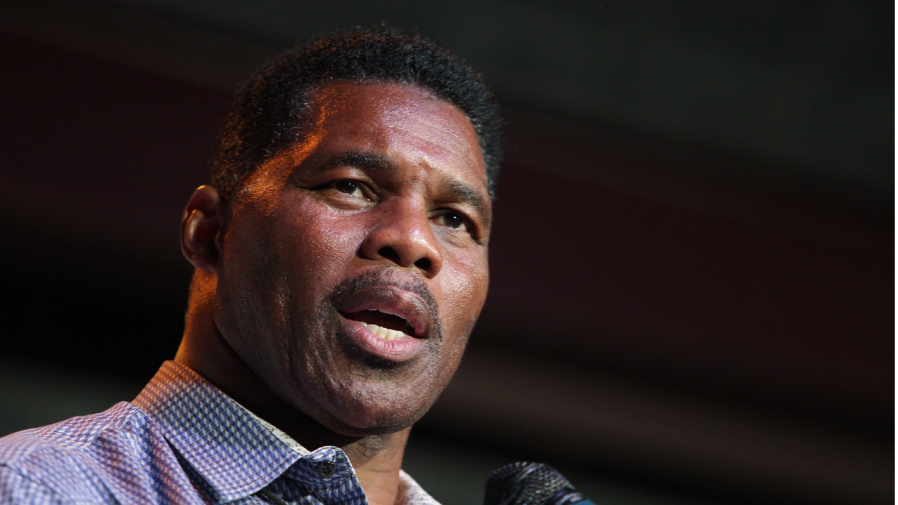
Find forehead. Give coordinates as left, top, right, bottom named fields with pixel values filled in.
left=301, top=81, right=488, bottom=188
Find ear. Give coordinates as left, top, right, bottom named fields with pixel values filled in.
left=181, top=185, right=229, bottom=273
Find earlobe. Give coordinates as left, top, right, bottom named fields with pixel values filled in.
left=181, top=185, right=228, bottom=272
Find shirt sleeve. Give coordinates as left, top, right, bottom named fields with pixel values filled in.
left=0, top=464, right=71, bottom=505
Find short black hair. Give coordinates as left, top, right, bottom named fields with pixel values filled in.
left=211, top=26, right=502, bottom=199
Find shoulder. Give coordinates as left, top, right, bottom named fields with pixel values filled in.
left=0, top=401, right=152, bottom=465
left=0, top=401, right=167, bottom=503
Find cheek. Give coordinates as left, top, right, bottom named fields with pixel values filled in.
left=440, top=251, right=490, bottom=336
left=279, top=200, right=365, bottom=286
left=222, top=200, right=362, bottom=334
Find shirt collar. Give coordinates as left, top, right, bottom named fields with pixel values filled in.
left=133, top=361, right=304, bottom=503
left=133, top=361, right=440, bottom=505
left=398, top=470, right=441, bottom=505
left=234, top=395, right=311, bottom=457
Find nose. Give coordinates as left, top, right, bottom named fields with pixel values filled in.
left=360, top=198, right=443, bottom=278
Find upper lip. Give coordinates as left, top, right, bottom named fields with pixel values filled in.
left=335, top=285, right=433, bottom=339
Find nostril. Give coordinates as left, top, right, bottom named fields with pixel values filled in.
left=414, top=258, right=431, bottom=271
left=378, top=246, right=400, bottom=263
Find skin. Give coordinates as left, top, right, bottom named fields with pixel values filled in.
left=176, top=81, right=491, bottom=505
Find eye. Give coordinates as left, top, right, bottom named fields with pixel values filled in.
left=334, top=180, right=363, bottom=197
left=435, top=211, right=469, bottom=232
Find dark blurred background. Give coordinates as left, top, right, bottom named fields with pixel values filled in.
left=0, top=1, right=892, bottom=504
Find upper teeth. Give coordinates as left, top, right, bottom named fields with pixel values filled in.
left=364, top=323, right=408, bottom=340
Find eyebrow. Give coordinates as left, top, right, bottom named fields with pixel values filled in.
left=311, top=151, right=395, bottom=175
left=311, top=150, right=490, bottom=223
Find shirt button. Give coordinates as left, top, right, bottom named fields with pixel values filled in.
left=316, top=461, right=336, bottom=478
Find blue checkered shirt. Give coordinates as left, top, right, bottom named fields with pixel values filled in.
left=0, top=361, right=439, bottom=505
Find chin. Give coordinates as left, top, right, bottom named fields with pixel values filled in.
left=330, top=421, right=408, bottom=438
left=308, top=386, right=436, bottom=438
left=324, top=401, right=428, bottom=437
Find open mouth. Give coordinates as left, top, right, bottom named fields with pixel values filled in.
left=342, top=309, right=416, bottom=340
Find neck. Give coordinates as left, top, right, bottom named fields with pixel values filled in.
left=341, top=430, right=410, bottom=505
left=176, top=295, right=409, bottom=505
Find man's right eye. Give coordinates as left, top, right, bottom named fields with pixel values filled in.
left=333, top=180, right=363, bottom=197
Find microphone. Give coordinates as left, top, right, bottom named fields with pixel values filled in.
left=483, top=462, right=595, bottom=505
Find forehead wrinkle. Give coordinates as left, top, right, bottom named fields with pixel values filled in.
left=311, top=82, right=482, bottom=173
left=388, top=107, right=474, bottom=160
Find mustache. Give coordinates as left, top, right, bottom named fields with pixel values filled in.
left=328, top=265, right=443, bottom=337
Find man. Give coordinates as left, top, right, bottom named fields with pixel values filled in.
left=0, top=27, right=501, bottom=504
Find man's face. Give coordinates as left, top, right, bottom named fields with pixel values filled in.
left=214, top=82, right=491, bottom=436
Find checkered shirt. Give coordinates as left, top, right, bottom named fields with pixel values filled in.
left=0, top=361, right=440, bottom=505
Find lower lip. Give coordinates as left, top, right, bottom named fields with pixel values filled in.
left=343, top=319, right=425, bottom=362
